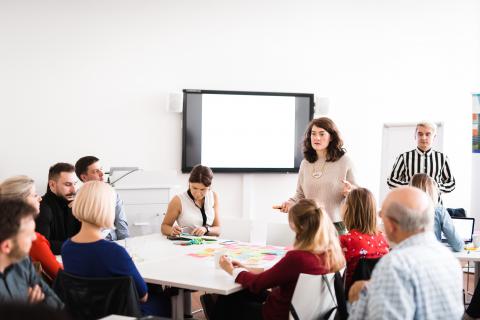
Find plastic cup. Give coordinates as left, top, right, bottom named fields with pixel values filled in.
left=214, top=249, right=227, bottom=269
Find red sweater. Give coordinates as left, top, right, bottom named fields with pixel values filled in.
left=29, top=232, right=63, bottom=279
left=339, top=229, right=389, bottom=291
left=235, top=250, right=330, bottom=320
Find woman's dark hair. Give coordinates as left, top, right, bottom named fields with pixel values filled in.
left=189, top=165, right=213, bottom=187
left=303, top=117, right=345, bottom=163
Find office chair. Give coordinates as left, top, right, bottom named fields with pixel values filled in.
left=53, top=270, right=142, bottom=320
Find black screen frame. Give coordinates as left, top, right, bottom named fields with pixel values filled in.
left=181, top=89, right=314, bottom=173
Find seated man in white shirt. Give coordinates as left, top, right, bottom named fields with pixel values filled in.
left=75, top=156, right=129, bottom=240
left=348, top=186, right=463, bottom=320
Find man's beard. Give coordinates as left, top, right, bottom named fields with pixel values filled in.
left=8, top=239, right=28, bottom=262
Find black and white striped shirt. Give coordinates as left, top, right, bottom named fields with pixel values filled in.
left=387, top=148, right=455, bottom=193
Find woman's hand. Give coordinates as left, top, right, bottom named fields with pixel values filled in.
left=171, top=225, right=182, bottom=236
left=232, top=260, right=247, bottom=269
left=273, top=201, right=293, bottom=213
left=219, top=255, right=234, bottom=274
left=342, top=180, right=353, bottom=197
left=191, top=226, right=207, bottom=236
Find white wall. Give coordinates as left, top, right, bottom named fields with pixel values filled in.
left=1, top=0, right=479, bottom=223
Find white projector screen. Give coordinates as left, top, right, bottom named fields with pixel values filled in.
left=182, top=90, right=313, bottom=173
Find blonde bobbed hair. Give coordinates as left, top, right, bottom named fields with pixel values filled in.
left=72, top=181, right=115, bottom=228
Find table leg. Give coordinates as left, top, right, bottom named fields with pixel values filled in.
left=184, top=291, right=192, bottom=316
left=475, top=262, right=480, bottom=286
left=171, top=288, right=185, bottom=320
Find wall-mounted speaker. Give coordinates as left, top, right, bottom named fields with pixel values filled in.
left=167, top=93, right=183, bottom=113
left=314, top=96, right=330, bottom=116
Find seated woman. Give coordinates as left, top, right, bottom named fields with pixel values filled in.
left=0, top=175, right=63, bottom=280
left=61, top=181, right=169, bottom=317
left=212, top=199, right=345, bottom=320
left=161, top=164, right=220, bottom=236
left=339, top=188, right=389, bottom=293
left=410, top=173, right=463, bottom=252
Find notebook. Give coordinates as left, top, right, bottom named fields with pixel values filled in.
left=441, top=217, right=475, bottom=243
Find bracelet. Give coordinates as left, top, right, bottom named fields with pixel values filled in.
left=204, top=225, right=209, bottom=235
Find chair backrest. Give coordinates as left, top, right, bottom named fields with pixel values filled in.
left=351, top=257, right=380, bottom=284
left=53, top=270, right=142, bottom=320
left=290, top=273, right=340, bottom=320
left=266, top=222, right=295, bottom=247
left=446, top=208, right=466, bottom=218
left=221, top=217, right=252, bottom=242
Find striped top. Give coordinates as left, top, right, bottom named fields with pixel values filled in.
left=387, top=148, right=455, bottom=193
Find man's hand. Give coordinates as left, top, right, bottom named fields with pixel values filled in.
left=348, top=280, right=369, bottom=302
left=28, top=285, right=45, bottom=303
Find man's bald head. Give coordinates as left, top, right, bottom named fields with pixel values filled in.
left=382, top=186, right=433, bottom=233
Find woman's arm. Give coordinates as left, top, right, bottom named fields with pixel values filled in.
left=276, top=161, right=306, bottom=213
left=207, top=191, right=221, bottom=236
left=234, top=252, right=312, bottom=294
left=161, top=196, right=182, bottom=236
left=29, top=233, right=63, bottom=279
left=440, top=208, right=464, bottom=252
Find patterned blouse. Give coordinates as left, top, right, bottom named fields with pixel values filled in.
left=340, top=229, right=389, bottom=291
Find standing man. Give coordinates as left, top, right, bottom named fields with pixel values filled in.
left=387, top=121, right=455, bottom=195
left=348, top=187, right=463, bottom=319
left=75, top=156, right=129, bottom=240
left=0, top=199, right=63, bottom=309
left=36, top=163, right=80, bottom=255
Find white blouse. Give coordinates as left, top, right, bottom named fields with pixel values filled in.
left=177, top=190, right=215, bottom=229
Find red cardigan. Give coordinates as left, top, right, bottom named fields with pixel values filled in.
left=235, top=250, right=330, bottom=320
left=29, top=232, right=63, bottom=279
left=339, top=229, right=389, bottom=291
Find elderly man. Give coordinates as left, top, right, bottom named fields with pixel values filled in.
left=348, top=187, right=463, bottom=320
left=387, top=122, right=455, bottom=195
left=0, top=199, right=63, bottom=309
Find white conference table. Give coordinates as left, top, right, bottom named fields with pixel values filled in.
left=454, top=249, right=480, bottom=286
left=120, top=234, right=284, bottom=320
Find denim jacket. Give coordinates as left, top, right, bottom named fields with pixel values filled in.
left=434, top=206, right=464, bottom=252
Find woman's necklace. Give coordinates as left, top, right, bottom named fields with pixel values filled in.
left=312, top=159, right=327, bottom=178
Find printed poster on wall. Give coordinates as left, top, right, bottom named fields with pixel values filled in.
left=473, top=94, right=480, bottom=153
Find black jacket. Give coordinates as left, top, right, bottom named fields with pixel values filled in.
left=36, top=188, right=81, bottom=255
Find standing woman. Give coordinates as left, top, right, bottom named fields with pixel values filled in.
left=0, top=175, right=63, bottom=280
left=161, top=164, right=220, bottom=236
left=277, top=117, right=357, bottom=222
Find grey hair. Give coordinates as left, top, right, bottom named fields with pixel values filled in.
left=0, top=175, right=35, bottom=200
left=384, top=201, right=433, bottom=232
